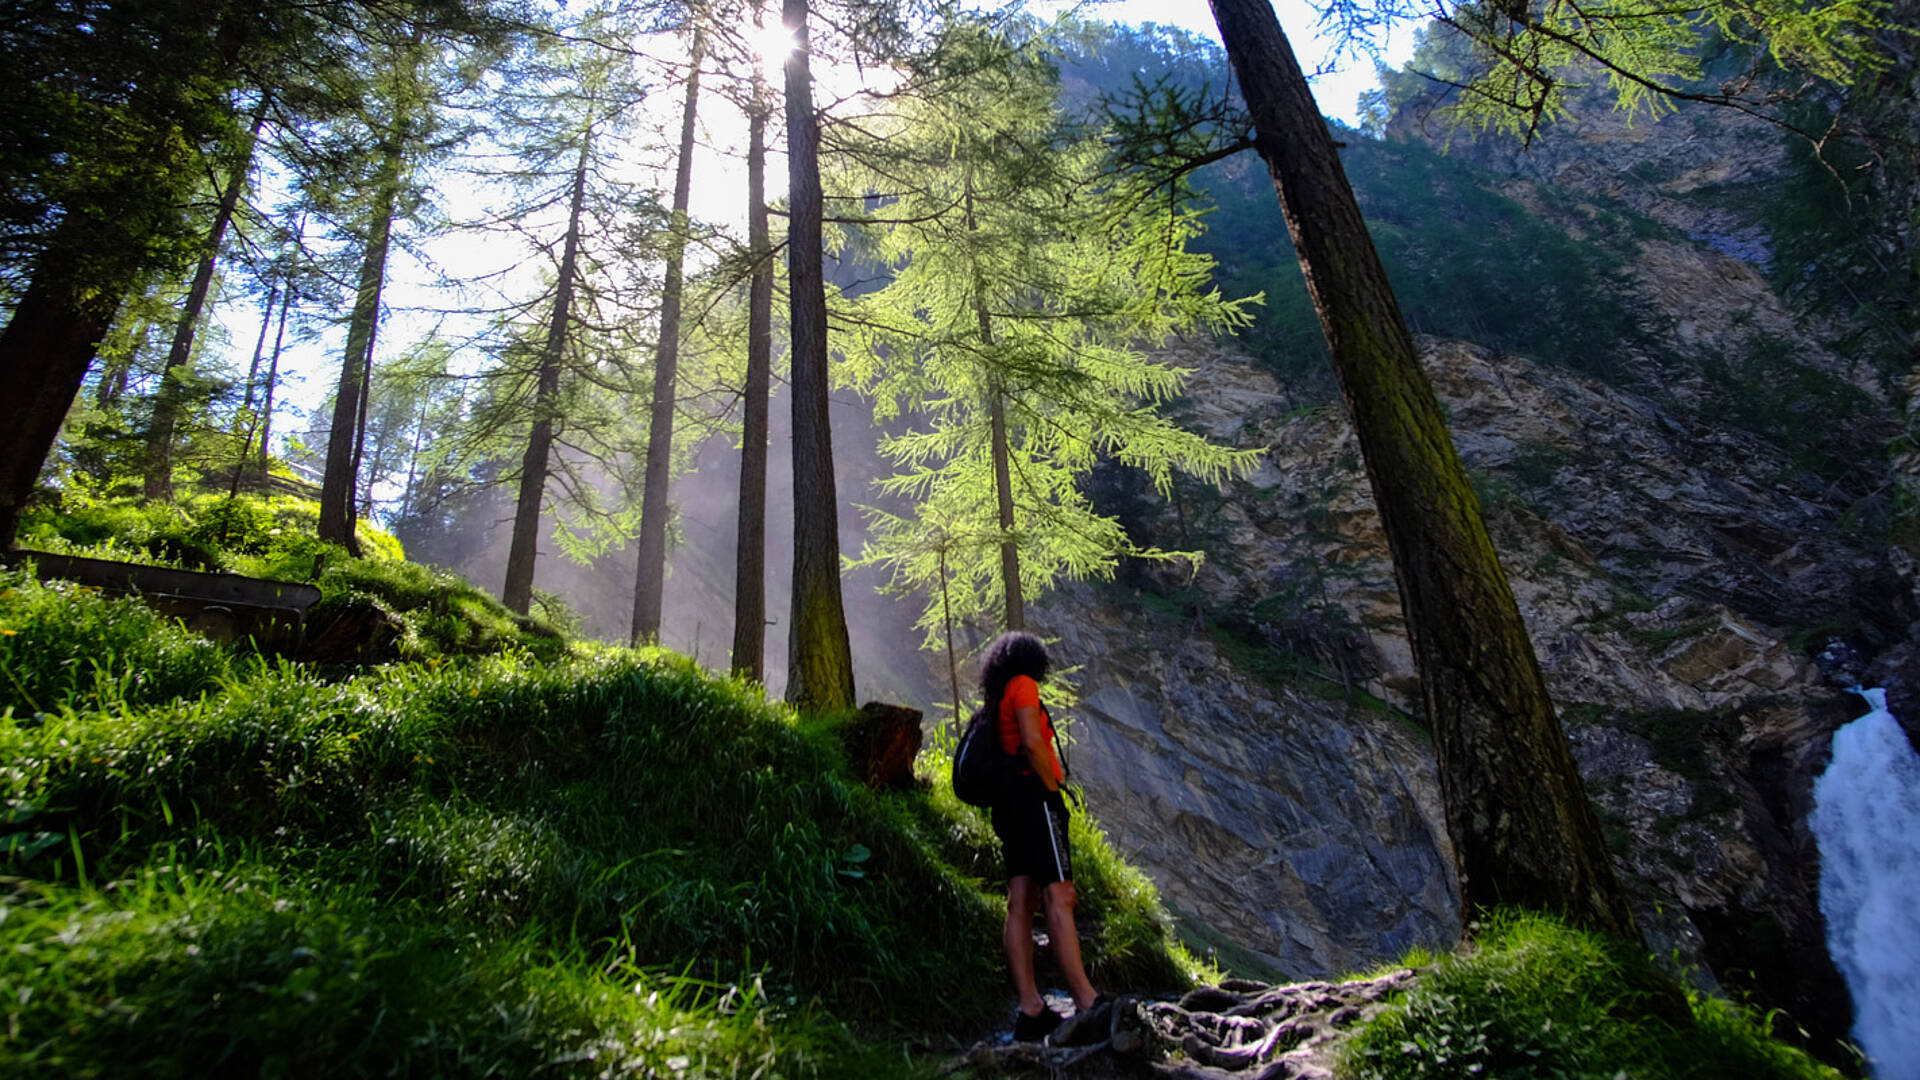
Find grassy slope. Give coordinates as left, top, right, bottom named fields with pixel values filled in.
left=0, top=497, right=1850, bottom=1078
left=0, top=495, right=1198, bottom=1077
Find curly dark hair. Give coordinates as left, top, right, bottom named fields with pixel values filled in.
left=980, top=630, right=1050, bottom=710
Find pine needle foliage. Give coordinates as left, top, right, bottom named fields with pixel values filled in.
left=1364, top=0, right=1895, bottom=143
left=829, top=17, right=1263, bottom=642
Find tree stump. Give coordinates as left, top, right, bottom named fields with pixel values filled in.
left=841, top=702, right=924, bottom=790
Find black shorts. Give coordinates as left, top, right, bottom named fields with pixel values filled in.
left=991, top=789, right=1072, bottom=886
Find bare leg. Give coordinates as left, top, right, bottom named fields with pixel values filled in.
left=1043, top=880, right=1099, bottom=1010
left=1005, top=875, right=1046, bottom=1015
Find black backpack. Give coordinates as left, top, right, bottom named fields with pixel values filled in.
left=951, top=698, right=1068, bottom=808
left=952, top=704, right=1022, bottom=807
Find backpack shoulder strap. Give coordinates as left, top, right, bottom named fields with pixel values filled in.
left=1041, top=698, right=1068, bottom=779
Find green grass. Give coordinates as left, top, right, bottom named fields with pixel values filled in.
left=5, top=504, right=1845, bottom=1076
left=0, top=556, right=1199, bottom=1074
left=1338, top=911, right=1843, bottom=1080
left=15, top=493, right=564, bottom=661
left=0, top=573, right=237, bottom=716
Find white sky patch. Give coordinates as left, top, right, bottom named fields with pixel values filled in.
left=1030, top=0, right=1415, bottom=123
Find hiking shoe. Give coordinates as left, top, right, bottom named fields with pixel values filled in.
left=1052, top=997, right=1116, bottom=1048
left=1012, top=1005, right=1065, bottom=1043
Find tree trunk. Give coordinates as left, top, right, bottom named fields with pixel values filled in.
left=241, top=278, right=278, bottom=413
left=781, top=0, right=855, bottom=710
left=986, top=385, right=1023, bottom=630
left=965, top=174, right=1023, bottom=631
left=144, top=95, right=269, bottom=501
left=228, top=277, right=279, bottom=491
left=258, top=283, right=292, bottom=473
left=504, top=140, right=590, bottom=616
left=0, top=218, right=125, bottom=549
left=940, top=542, right=962, bottom=737
left=731, top=35, right=774, bottom=683
left=318, top=134, right=404, bottom=555
left=399, top=397, right=426, bottom=521
left=1207, top=0, right=1639, bottom=942
left=631, top=27, right=706, bottom=643
left=95, top=319, right=147, bottom=409
left=350, top=297, right=380, bottom=518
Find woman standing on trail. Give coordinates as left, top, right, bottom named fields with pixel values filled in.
left=981, top=630, right=1103, bottom=1042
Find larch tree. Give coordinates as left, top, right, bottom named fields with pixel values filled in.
left=1203, top=0, right=1639, bottom=939
left=143, top=94, right=273, bottom=501
left=1195, top=0, right=1891, bottom=941
left=234, top=214, right=322, bottom=478
left=302, top=4, right=515, bottom=553
left=833, top=20, right=1261, bottom=644
left=491, top=9, right=650, bottom=616
left=316, top=21, right=432, bottom=555
left=0, top=1, right=269, bottom=549
left=631, top=20, right=708, bottom=643
left=780, top=0, right=858, bottom=709
left=721, top=0, right=780, bottom=683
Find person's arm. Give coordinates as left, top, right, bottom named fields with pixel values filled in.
left=1015, top=704, right=1060, bottom=792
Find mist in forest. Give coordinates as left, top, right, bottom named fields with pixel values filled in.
left=434, top=375, right=949, bottom=716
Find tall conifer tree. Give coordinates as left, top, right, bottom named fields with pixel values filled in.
left=631, top=22, right=708, bottom=643
left=729, top=0, right=778, bottom=682
left=836, top=20, right=1260, bottom=642
left=318, top=23, right=429, bottom=554
left=144, top=95, right=272, bottom=501
left=781, top=0, right=856, bottom=709
left=1205, top=0, right=1638, bottom=941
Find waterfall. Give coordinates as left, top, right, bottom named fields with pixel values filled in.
left=1809, top=688, right=1920, bottom=1080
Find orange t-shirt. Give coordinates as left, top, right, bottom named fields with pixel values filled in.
left=996, top=674, right=1062, bottom=786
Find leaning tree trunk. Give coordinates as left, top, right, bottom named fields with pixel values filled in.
left=144, top=95, right=269, bottom=501
left=1207, top=0, right=1639, bottom=942
left=782, top=0, right=855, bottom=710
left=0, top=217, right=126, bottom=549
left=503, top=140, right=590, bottom=616
left=317, top=133, right=404, bottom=555
left=631, top=27, right=706, bottom=644
left=731, top=41, right=774, bottom=683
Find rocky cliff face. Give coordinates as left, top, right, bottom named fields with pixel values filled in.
left=1389, top=74, right=1790, bottom=269
left=1048, top=589, right=1458, bottom=979
left=1020, top=126, right=1914, bottom=1054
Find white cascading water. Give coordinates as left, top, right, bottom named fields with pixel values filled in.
left=1809, top=687, right=1920, bottom=1079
